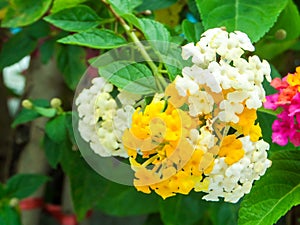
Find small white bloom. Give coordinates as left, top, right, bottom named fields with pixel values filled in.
left=190, top=124, right=216, bottom=153
left=113, top=105, right=135, bottom=140
left=201, top=136, right=271, bottom=203
left=218, top=100, right=244, bottom=123
left=226, top=91, right=248, bottom=103
left=175, top=74, right=199, bottom=96
left=188, top=91, right=214, bottom=116
left=76, top=77, right=129, bottom=158
left=249, top=55, right=271, bottom=83
left=232, top=31, right=255, bottom=52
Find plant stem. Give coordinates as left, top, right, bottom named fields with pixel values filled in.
left=98, top=17, right=116, bottom=25
left=142, top=154, right=159, bottom=167
left=257, top=107, right=279, bottom=116
left=101, top=0, right=158, bottom=75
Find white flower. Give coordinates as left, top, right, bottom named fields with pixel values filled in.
left=189, top=123, right=216, bottom=153
left=113, top=105, right=135, bottom=140
left=218, top=100, right=244, bottom=123
left=216, top=38, right=244, bottom=62
left=76, top=77, right=129, bottom=158
left=188, top=91, right=214, bottom=116
left=249, top=55, right=271, bottom=83
left=182, top=43, right=205, bottom=65
left=231, top=31, right=254, bottom=52
left=202, top=28, right=228, bottom=50
left=174, top=74, right=199, bottom=96
left=226, top=91, right=248, bottom=103
left=201, top=136, right=271, bottom=203
left=245, top=85, right=264, bottom=109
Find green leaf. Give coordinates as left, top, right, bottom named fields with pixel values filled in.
left=34, top=106, right=57, bottom=118
left=124, top=15, right=170, bottom=55
left=0, top=20, right=50, bottom=69
left=11, top=99, right=50, bottom=127
left=0, top=31, right=37, bottom=69
left=40, top=38, right=56, bottom=64
left=11, top=109, right=40, bottom=128
left=99, top=62, right=159, bottom=94
left=254, top=0, right=300, bottom=60
left=6, top=174, right=49, bottom=199
left=2, top=0, right=52, bottom=27
left=209, top=202, right=239, bottom=225
left=0, top=0, right=8, bottom=9
left=43, top=135, right=65, bottom=168
left=196, top=0, right=288, bottom=42
left=255, top=39, right=296, bottom=60
left=44, top=5, right=102, bottom=32
left=238, top=150, right=300, bottom=225
left=96, top=186, right=160, bottom=216
left=56, top=45, right=87, bottom=90
left=187, top=0, right=201, bottom=21
left=45, top=114, right=68, bottom=143
left=143, top=214, right=164, bottom=225
left=60, top=143, right=159, bottom=220
left=136, top=0, right=177, bottom=11
left=182, top=19, right=204, bottom=43
left=0, top=205, right=21, bottom=225
left=58, top=29, right=127, bottom=49
left=268, top=0, right=300, bottom=41
left=25, top=20, right=51, bottom=39
left=51, top=0, right=87, bottom=13
left=107, top=0, right=142, bottom=15
left=138, top=18, right=170, bottom=42
left=65, top=112, right=76, bottom=145
left=123, top=14, right=170, bottom=42
left=159, top=193, right=206, bottom=225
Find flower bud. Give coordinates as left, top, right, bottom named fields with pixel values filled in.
left=143, top=10, right=152, bottom=15
left=22, top=99, right=33, bottom=109
left=50, top=98, right=62, bottom=108
left=275, top=29, right=287, bottom=40
left=9, top=198, right=19, bottom=207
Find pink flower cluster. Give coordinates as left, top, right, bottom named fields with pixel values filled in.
left=264, top=67, right=300, bottom=146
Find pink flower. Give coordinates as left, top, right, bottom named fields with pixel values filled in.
left=264, top=94, right=279, bottom=110
left=289, top=92, right=300, bottom=116
left=270, top=77, right=288, bottom=90
left=265, top=67, right=300, bottom=147
left=271, top=111, right=295, bottom=146
left=290, top=132, right=300, bottom=146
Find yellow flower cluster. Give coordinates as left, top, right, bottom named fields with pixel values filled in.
left=123, top=94, right=206, bottom=198
left=122, top=77, right=265, bottom=200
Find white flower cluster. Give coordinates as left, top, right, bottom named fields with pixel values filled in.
left=175, top=28, right=272, bottom=203
left=76, top=77, right=135, bottom=157
left=176, top=28, right=271, bottom=123
left=202, top=136, right=271, bottom=203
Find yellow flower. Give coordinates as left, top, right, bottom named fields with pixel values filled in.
left=194, top=177, right=210, bottom=192
left=199, top=152, right=215, bottom=174
left=249, top=123, right=262, bottom=142
left=219, top=135, right=244, bottom=165
left=231, top=108, right=257, bottom=136
left=287, top=66, right=300, bottom=91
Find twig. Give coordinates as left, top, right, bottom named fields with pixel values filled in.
left=101, top=0, right=168, bottom=91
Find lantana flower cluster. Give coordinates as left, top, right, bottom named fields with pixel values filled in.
left=76, top=28, right=272, bottom=203
left=264, top=67, right=300, bottom=146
